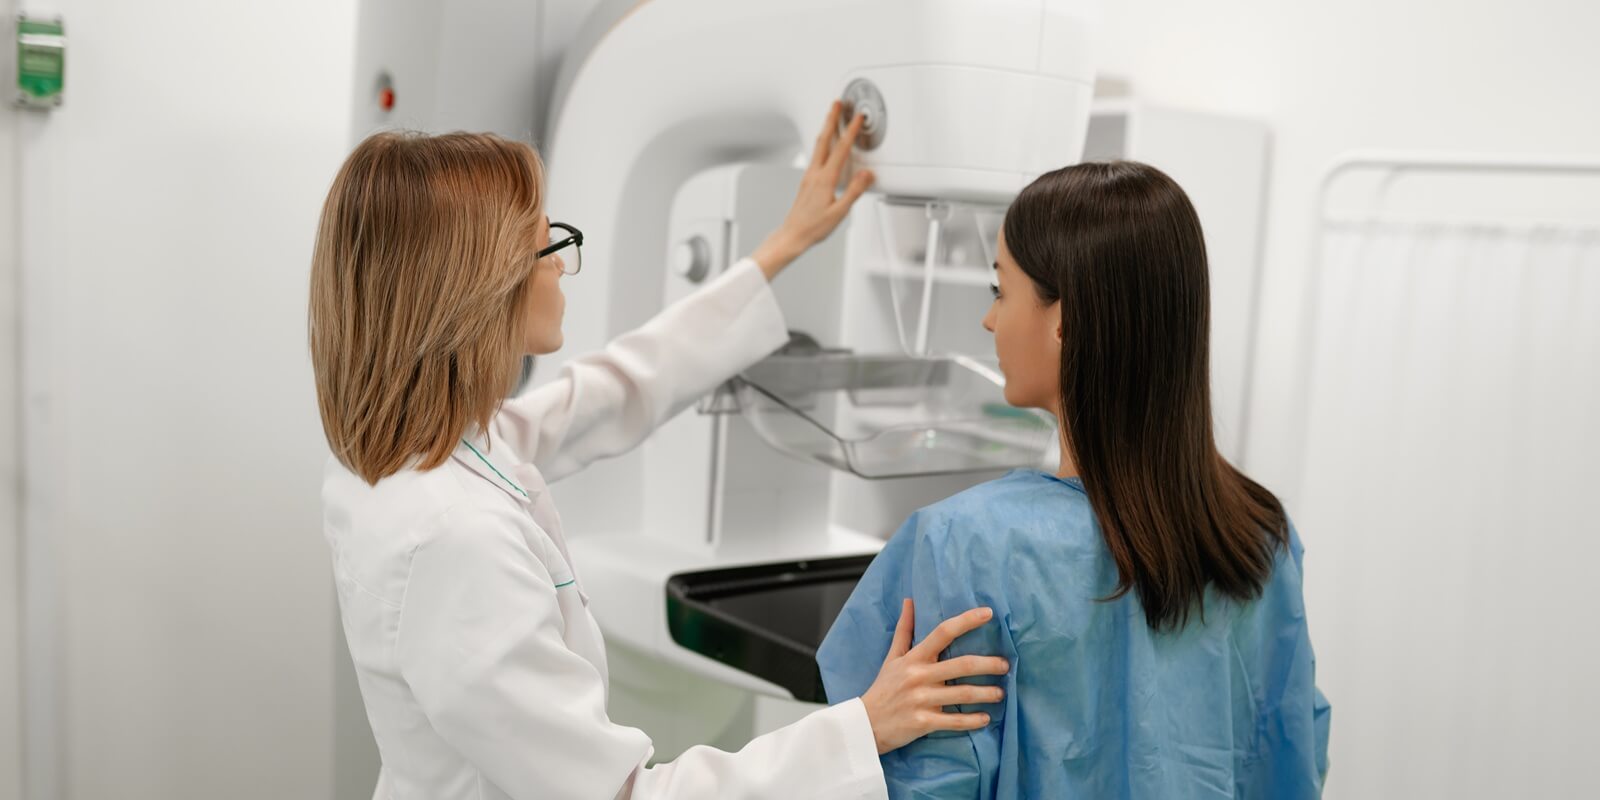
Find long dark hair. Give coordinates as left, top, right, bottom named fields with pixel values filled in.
left=1003, top=161, right=1289, bottom=631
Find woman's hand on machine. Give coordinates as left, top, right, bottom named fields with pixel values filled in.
left=859, top=599, right=1008, bottom=755
left=752, top=101, right=876, bottom=280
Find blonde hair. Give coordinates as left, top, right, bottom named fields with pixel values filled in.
left=308, top=131, right=545, bottom=484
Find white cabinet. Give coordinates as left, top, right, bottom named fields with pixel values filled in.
left=1084, top=100, right=1271, bottom=463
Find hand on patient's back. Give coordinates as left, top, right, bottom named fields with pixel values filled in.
left=859, top=599, right=1008, bottom=755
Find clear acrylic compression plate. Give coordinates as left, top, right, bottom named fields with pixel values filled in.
left=725, top=352, right=1058, bottom=479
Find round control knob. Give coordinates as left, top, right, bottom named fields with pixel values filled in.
left=672, top=235, right=713, bottom=283
left=839, top=78, right=887, bottom=151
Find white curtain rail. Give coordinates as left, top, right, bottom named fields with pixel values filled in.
left=1315, top=150, right=1600, bottom=225
left=1320, top=216, right=1600, bottom=235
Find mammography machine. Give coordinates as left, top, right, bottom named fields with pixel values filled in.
left=533, top=0, right=1098, bottom=753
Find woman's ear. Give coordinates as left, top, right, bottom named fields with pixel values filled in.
left=1050, top=301, right=1063, bottom=345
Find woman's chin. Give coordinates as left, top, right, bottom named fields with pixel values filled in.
left=528, top=333, right=564, bottom=356
left=1001, top=385, right=1048, bottom=411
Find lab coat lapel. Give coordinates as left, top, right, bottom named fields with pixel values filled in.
left=451, top=438, right=530, bottom=503
left=512, top=462, right=589, bottom=605
left=453, top=436, right=589, bottom=605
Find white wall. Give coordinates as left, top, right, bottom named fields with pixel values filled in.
left=1096, top=1, right=1600, bottom=797
left=14, top=1, right=357, bottom=798
left=2, top=3, right=24, bottom=798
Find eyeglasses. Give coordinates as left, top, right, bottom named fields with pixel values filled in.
left=538, top=221, right=584, bottom=275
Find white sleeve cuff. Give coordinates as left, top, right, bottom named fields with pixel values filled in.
left=832, top=697, right=888, bottom=792
left=714, top=256, right=790, bottom=355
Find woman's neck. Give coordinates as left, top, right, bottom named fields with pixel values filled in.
left=1053, top=412, right=1079, bottom=479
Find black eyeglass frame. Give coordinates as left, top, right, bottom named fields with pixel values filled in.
left=538, top=222, right=584, bottom=275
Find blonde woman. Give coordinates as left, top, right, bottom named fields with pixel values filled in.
left=309, top=104, right=1010, bottom=800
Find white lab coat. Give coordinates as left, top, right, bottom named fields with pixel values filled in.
left=323, top=260, right=887, bottom=800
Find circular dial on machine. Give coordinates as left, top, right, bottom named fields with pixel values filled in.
left=671, top=235, right=713, bottom=283
left=838, top=78, right=887, bottom=151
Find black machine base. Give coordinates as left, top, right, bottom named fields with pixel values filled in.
left=665, top=555, right=876, bottom=703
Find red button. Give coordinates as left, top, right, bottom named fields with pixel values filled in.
left=379, top=87, right=395, bottom=111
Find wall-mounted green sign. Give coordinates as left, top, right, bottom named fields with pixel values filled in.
left=17, top=15, right=65, bottom=109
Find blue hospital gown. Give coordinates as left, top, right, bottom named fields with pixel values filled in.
left=817, top=469, right=1331, bottom=799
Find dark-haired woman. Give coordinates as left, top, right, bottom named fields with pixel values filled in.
left=817, top=161, right=1331, bottom=799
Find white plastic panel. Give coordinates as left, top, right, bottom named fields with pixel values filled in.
left=351, top=0, right=572, bottom=141
left=844, top=65, right=1092, bottom=202
left=1037, top=0, right=1100, bottom=81
left=1082, top=102, right=1270, bottom=464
